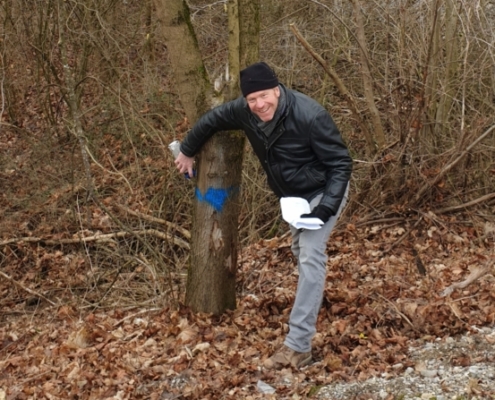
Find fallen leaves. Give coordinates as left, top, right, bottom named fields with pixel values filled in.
left=1, top=219, right=495, bottom=398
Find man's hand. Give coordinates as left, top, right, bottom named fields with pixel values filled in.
left=174, top=152, right=195, bottom=178
left=300, top=204, right=335, bottom=224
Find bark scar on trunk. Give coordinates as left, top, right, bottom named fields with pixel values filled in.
left=211, top=220, right=224, bottom=251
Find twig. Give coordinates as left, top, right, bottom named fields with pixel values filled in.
left=113, top=307, right=161, bottom=327
left=441, top=260, right=494, bottom=297
left=401, top=0, right=441, bottom=161
left=433, top=192, right=495, bottom=214
left=383, top=216, right=424, bottom=254
left=84, top=144, right=133, bottom=194
left=92, top=196, right=179, bottom=304
left=355, top=217, right=406, bottom=227
left=374, top=293, right=418, bottom=332
left=115, top=204, right=191, bottom=240
left=414, top=124, right=495, bottom=203
left=0, top=270, right=57, bottom=307
left=0, top=50, right=5, bottom=135
left=350, top=0, right=385, bottom=149
left=0, top=229, right=190, bottom=250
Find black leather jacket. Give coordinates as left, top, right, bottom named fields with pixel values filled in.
left=181, top=84, right=352, bottom=213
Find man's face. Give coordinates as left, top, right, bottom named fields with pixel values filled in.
left=246, top=87, right=280, bottom=122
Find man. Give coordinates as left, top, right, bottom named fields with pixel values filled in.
left=174, top=62, right=352, bottom=370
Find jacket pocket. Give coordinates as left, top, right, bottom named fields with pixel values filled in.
left=304, top=166, right=326, bottom=185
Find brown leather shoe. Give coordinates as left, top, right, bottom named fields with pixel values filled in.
left=263, top=345, right=312, bottom=370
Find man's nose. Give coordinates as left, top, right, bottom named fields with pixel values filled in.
left=256, top=98, right=265, bottom=108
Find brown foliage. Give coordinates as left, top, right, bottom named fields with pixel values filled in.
left=1, top=222, right=494, bottom=398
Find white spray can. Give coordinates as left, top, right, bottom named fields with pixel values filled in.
left=168, top=140, right=195, bottom=179
left=168, top=140, right=181, bottom=159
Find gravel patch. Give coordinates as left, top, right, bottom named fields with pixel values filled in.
left=317, top=326, right=495, bottom=399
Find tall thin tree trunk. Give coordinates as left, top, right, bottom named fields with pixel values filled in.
left=434, top=0, right=459, bottom=138
left=185, top=132, right=243, bottom=313
left=421, top=0, right=441, bottom=145
left=350, top=0, right=386, bottom=152
left=185, top=0, right=243, bottom=314
left=57, top=1, right=94, bottom=224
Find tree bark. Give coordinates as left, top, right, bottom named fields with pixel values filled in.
left=185, top=134, right=243, bottom=313
left=153, top=0, right=210, bottom=121
left=239, top=0, right=260, bottom=67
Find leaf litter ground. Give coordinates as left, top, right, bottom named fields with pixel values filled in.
left=1, top=221, right=494, bottom=399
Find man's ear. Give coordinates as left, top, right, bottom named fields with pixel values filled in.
left=274, top=86, right=281, bottom=98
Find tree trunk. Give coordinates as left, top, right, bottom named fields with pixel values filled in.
left=185, top=133, right=243, bottom=313
left=155, top=0, right=259, bottom=314
left=57, top=1, right=94, bottom=223
left=420, top=0, right=441, bottom=146
left=239, top=0, right=260, bottom=67
left=153, top=0, right=210, bottom=121
left=350, top=0, right=386, bottom=153
left=433, top=0, right=459, bottom=139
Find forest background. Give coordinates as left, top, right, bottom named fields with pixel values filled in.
left=0, top=0, right=495, bottom=399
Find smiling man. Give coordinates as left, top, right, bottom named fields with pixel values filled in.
left=174, top=62, right=352, bottom=370
left=246, top=86, right=279, bottom=121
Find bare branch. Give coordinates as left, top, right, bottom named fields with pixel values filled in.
left=114, top=204, right=191, bottom=240
left=434, top=192, right=495, bottom=214
left=441, top=260, right=494, bottom=297
left=289, top=23, right=374, bottom=151
left=414, top=124, right=495, bottom=203
left=0, top=229, right=190, bottom=250
left=0, top=271, right=58, bottom=307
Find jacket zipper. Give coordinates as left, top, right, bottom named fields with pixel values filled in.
left=263, top=123, right=289, bottom=197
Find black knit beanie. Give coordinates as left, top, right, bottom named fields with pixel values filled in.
left=240, top=62, right=279, bottom=97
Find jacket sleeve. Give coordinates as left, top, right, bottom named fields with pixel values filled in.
left=310, top=110, right=353, bottom=213
left=180, top=98, right=246, bottom=157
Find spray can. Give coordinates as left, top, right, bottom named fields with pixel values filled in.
left=168, top=140, right=195, bottom=179
left=168, top=140, right=182, bottom=159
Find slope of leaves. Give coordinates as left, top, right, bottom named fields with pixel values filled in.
left=1, top=220, right=494, bottom=399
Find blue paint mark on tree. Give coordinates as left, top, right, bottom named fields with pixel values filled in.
left=195, top=187, right=237, bottom=212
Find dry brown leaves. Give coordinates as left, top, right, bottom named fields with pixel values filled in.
left=1, top=220, right=494, bottom=399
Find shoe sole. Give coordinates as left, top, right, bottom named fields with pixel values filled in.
left=294, top=354, right=312, bottom=368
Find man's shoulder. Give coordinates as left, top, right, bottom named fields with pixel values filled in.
left=287, top=88, right=325, bottom=115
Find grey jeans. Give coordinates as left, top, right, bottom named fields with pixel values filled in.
left=284, top=184, right=349, bottom=353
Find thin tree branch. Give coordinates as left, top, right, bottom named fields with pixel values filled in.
left=350, top=0, right=385, bottom=150
left=434, top=192, right=495, bottom=214
left=373, top=293, right=418, bottom=332
left=289, top=23, right=374, bottom=151
left=383, top=216, right=424, bottom=254
left=414, top=124, right=495, bottom=203
left=441, top=260, right=494, bottom=297
left=0, top=229, right=190, bottom=250
left=0, top=271, right=58, bottom=307
left=114, top=204, right=191, bottom=240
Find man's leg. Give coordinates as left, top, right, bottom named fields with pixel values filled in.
left=285, top=188, right=349, bottom=354
left=264, top=187, right=349, bottom=369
